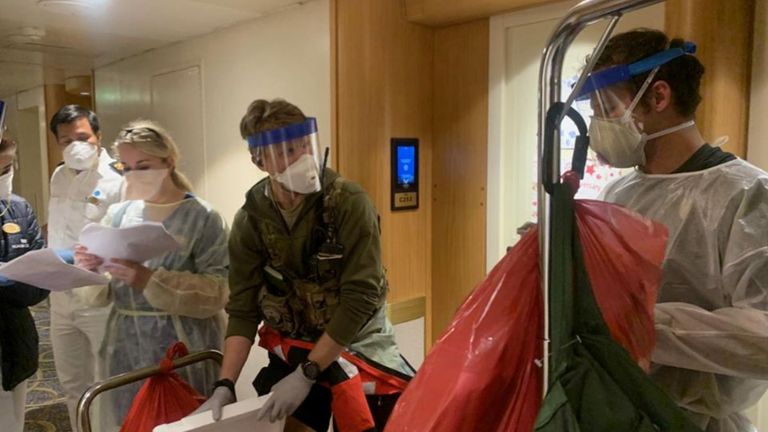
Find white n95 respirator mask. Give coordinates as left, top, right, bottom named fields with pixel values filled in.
left=589, top=116, right=647, bottom=168
left=589, top=115, right=696, bottom=168
left=274, top=153, right=321, bottom=194
left=63, top=141, right=99, bottom=170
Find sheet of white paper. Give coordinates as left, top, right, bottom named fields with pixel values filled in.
left=153, top=394, right=284, bottom=432
left=0, top=249, right=108, bottom=291
left=79, top=222, right=181, bottom=264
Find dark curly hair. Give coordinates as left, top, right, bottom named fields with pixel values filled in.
left=593, top=28, right=705, bottom=117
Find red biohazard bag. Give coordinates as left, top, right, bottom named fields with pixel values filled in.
left=385, top=229, right=543, bottom=432
left=575, top=199, right=667, bottom=367
left=120, top=342, right=206, bottom=432
left=384, top=200, right=667, bottom=432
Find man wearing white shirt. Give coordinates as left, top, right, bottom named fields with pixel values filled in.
left=47, top=105, right=123, bottom=430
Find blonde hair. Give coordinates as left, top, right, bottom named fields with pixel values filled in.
left=113, top=119, right=194, bottom=192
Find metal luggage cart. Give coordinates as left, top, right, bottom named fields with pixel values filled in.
left=537, top=0, right=663, bottom=393
left=76, top=349, right=224, bottom=432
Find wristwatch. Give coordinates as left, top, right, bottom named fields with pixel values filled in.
left=300, top=360, right=321, bottom=381
left=213, top=378, right=237, bottom=400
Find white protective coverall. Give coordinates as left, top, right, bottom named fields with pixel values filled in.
left=48, top=148, right=123, bottom=429
left=99, top=196, right=229, bottom=430
left=601, top=159, right=768, bottom=432
left=0, top=348, right=25, bottom=432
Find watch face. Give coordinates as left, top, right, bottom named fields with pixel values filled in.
left=302, top=361, right=320, bottom=380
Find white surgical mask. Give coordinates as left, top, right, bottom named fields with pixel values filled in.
left=124, top=168, right=169, bottom=201
left=0, top=169, right=13, bottom=198
left=63, top=141, right=99, bottom=170
left=274, top=153, right=321, bottom=194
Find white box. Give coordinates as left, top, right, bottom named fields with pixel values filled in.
left=153, top=394, right=284, bottom=432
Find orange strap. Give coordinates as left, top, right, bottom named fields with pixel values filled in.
left=258, top=326, right=409, bottom=394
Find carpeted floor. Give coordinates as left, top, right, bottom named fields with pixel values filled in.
left=25, top=302, right=71, bottom=432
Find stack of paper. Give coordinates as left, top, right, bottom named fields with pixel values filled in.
left=0, top=222, right=182, bottom=292
left=0, top=249, right=108, bottom=291
left=79, top=222, right=181, bottom=264
left=154, top=394, right=284, bottom=432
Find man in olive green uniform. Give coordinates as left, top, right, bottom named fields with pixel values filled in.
left=195, top=99, right=412, bottom=431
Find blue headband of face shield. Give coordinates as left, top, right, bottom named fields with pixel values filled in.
left=575, top=41, right=697, bottom=101
left=246, top=117, right=317, bottom=149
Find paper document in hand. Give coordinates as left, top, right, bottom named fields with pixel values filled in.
left=153, top=394, right=284, bottom=432
left=0, top=248, right=108, bottom=291
left=80, top=222, right=181, bottom=263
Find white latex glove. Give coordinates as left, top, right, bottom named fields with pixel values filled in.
left=256, top=367, right=314, bottom=422
left=191, top=386, right=235, bottom=421
left=654, top=305, right=674, bottom=327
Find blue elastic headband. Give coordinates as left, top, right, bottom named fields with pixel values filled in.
left=246, top=117, right=317, bottom=149
left=576, top=41, right=697, bottom=100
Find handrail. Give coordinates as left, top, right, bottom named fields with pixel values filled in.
left=76, top=349, right=224, bottom=432
left=537, top=0, right=664, bottom=395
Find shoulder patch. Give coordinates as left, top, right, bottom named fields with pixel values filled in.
left=109, top=161, right=124, bottom=175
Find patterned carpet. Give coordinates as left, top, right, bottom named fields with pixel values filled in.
left=25, top=302, right=72, bottom=432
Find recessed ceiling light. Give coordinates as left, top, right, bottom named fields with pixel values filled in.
left=65, top=76, right=91, bottom=95
left=37, top=0, right=98, bottom=16
left=5, top=27, right=46, bottom=44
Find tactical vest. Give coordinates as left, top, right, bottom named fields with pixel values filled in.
left=255, top=178, right=347, bottom=340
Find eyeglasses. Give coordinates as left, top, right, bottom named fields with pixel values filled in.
left=121, top=127, right=163, bottom=142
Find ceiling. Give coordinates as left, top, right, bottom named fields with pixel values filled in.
left=0, top=0, right=304, bottom=96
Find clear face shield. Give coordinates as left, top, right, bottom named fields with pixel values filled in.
left=247, top=118, right=323, bottom=195
left=574, top=42, right=697, bottom=168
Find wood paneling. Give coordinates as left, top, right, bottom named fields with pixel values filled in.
left=330, top=0, right=339, bottom=169
left=44, top=83, right=93, bottom=176
left=666, top=0, right=755, bottom=158
left=388, top=296, right=427, bottom=325
left=406, top=0, right=560, bottom=26
left=431, top=20, right=489, bottom=341
left=334, top=0, right=433, bottom=307
left=334, top=1, right=491, bottom=347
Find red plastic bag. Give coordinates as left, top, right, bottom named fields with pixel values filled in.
left=120, top=342, right=205, bottom=432
left=386, top=229, right=543, bottom=432
left=384, top=200, right=667, bottom=432
left=576, top=200, right=668, bottom=367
